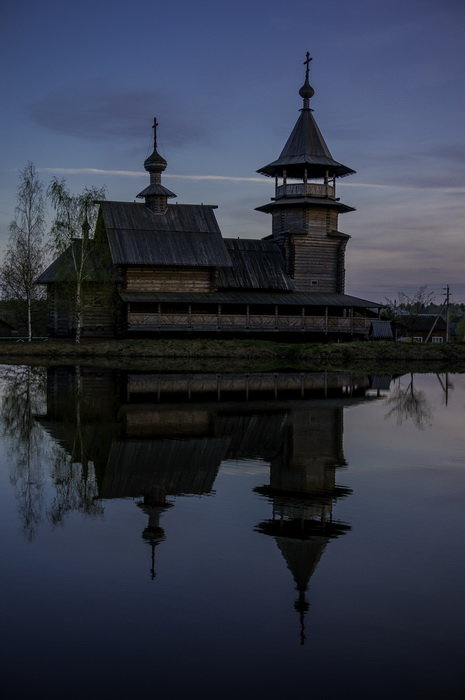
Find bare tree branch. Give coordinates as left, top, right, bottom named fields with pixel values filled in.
left=47, top=178, right=106, bottom=343
left=0, top=163, right=46, bottom=340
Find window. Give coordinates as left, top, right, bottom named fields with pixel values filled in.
left=413, top=336, right=423, bottom=343
left=431, top=336, right=444, bottom=343
left=310, top=280, right=318, bottom=286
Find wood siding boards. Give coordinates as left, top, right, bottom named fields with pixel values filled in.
left=126, top=266, right=213, bottom=292
left=271, top=207, right=340, bottom=237
left=291, top=235, right=344, bottom=292
left=46, top=284, right=117, bottom=337
left=80, top=287, right=117, bottom=337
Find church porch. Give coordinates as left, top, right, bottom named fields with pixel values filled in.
left=121, top=291, right=379, bottom=338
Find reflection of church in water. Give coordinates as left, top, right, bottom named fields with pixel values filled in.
left=39, top=367, right=390, bottom=642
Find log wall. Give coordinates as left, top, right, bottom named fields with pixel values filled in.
left=47, top=285, right=117, bottom=337
left=125, top=266, right=214, bottom=292
left=81, top=287, right=116, bottom=337
left=272, top=207, right=339, bottom=237
left=290, top=235, right=345, bottom=292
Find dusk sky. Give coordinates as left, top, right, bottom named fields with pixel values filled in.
left=1, top=0, right=464, bottom=303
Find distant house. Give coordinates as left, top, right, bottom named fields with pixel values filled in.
left=37, top=55, right=380, bottom=340
left=395, top=314, right=447, bottom=343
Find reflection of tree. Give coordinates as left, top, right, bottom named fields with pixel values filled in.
left=0, top=365, right=47, bottom=540
left=47, top=366, right=103, bottom=526
left=436, top=373, right=453, bottom=407
left=0, top=364, right=103, bottom=537
left=48, top=443, right=103, bottom=526
left=384, top=374, right=432, bottom=430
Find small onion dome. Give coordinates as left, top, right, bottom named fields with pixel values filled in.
left=299, top=77, right=314, bottom=101
left=144, top=149, right=167, bottom=173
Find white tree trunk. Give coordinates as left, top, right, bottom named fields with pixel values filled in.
left=27, top=294, right=32, bottom=342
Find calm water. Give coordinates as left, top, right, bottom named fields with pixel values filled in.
left=0, top=366, right=464, bottom=699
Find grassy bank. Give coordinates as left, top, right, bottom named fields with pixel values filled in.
left=0, top=338, right=464, bottom=373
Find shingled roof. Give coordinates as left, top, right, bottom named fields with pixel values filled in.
left=120, top=290, right=381, bottom=308
left=217, top=239, right=295, bottom=291
left=258, top=109, right=355, bottom=179
left=36, top=239, right=115, bottom=284
left=100, top=201, right=232, bottom=267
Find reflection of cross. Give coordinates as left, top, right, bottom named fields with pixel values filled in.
left=303, top=51, right=312, bottom=79
left=153, top=117, right=159, bottom=148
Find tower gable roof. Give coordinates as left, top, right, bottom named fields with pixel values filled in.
left=258, top=109, right=355, bottom=179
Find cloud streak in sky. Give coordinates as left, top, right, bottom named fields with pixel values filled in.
left=38, top=168, right=465, bottom=193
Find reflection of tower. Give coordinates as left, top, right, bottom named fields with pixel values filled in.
left=138, top=486, right=173, bottom=580
left=255, top=405, right=351, bottom=644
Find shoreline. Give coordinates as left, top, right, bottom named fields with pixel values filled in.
left=0, top=339, right=464, bottom=373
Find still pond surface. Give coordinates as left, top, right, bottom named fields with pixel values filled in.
left=0, top=366, right=464, bottom=699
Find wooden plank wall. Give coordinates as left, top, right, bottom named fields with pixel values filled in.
left=290, top=236, right=341, bottom=292
left=81, top=288, right=116, bottom=337
left=125, top=266, right=214, bottom=292
left=272, top=207, right=338, bottom=237
left=47, top=284, right=117, bottom=337
left=48, top=286, right=73, bottom=336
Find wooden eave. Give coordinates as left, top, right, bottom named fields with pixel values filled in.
left=255, top=198, right=355, bottom=214
left=120, top=290, right=381, bottom=308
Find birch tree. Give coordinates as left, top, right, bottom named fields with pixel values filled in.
left=47, top=178, right=105, bottom=343
left=0, top=163, right=46, bottom=340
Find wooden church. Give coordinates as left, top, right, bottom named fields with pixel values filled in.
left=38, top=54, right=380, bottom=339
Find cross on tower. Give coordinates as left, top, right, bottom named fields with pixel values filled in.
left=152, top=117, right=159, bottom=148
left=303, top=51, right=312, bottom=80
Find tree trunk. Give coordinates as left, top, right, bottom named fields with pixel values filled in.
left=75, top=278, right=82, bottom=344
left=27, top=294, right=32, bottom=342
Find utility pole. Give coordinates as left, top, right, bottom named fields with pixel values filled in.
left=444, top=285, right=450, bottom=343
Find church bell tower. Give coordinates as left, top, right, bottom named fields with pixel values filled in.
left=256, top=53, right=355, bottom=293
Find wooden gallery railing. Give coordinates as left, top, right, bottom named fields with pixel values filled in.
left=127, top=307, right=370, bottom=335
